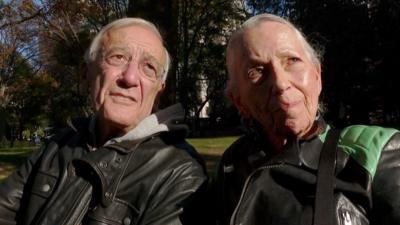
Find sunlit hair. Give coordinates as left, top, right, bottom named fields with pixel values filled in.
left=84, top=18, right=171, bottom=81
left=225, top=13, right=322, bottom=103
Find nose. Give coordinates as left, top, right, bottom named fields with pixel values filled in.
left=270, top=63, right=290, bottom=95
left=119, top=61, right=140, bottom=87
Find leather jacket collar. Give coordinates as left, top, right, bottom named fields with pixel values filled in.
left=250, top=117, right=328, bottom=171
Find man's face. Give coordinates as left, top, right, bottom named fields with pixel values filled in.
left=229, top=21, right=322, bottom=138
left=86, top=25, right=165, bottom=134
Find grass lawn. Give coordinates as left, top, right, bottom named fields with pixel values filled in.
left=0, top=136, right=239, bottom=181
left=187, top=136, right=238, bottom=155
left=0, top=147, right=36, bottom=180
left=187, top=136, right=239, bottom=175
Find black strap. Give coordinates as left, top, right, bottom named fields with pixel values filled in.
left=313, top=128, right=341, bottom=225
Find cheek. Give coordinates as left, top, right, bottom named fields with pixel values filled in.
left=142, top=82, right=162, bottom=104
left=294, top=70, right=320, bottom=102
left=89, top=69, right=115, bottom=109
left=245, top=86, right=271, bottom=116
left=306, top=75, right=321, bottom=104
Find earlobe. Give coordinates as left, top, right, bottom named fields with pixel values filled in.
left=152, top=83, right=166, bottom=113
left=155, top=82, right=165, bottom=95
left=315, top=63, right=322, bottom=94
left=160, top=82, right=166, bottom=92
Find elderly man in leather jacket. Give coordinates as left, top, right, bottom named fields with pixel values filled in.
left=0, top=18, right=207, bottom=225
left=214, top=13, right=400, bottom=225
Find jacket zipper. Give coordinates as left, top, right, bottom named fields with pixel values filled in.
left=229, top=163, right=285, bottom=225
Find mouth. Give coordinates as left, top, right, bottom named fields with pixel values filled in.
left=277, top=100, right=301, bottom=112
left=109, top=92, right=136, bottom=103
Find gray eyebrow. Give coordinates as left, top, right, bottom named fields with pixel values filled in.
left=101, top=47, right=130, bottom=57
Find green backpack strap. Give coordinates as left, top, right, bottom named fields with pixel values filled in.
left=338, top=125, right=398, bottom=177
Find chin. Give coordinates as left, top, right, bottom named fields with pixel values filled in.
left=102, top=110, right=137, bottom=127
left=281, top=120, right=305, bottom=137
left=109, top=121, right=138, bottom=135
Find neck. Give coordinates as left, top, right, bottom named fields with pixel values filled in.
left=263, top=120, right=320, bottom=152
left=263, top=129, right=288, bottom=153
left=301, top=121, right=321, bottom=141
left=95, top=120, right=125, bottom=147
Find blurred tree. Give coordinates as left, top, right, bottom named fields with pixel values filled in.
left=245, top=0, right=400, bottom=128
left=0, top=0, right=250, bottom=135
left=10, top=0, right=400, bottom=135
left=25, top=0, right=130, bottom=127
left=128, top=0, right=244, bottom=133
left=0, top=0, right=43, bottom=141
left=0, top=106, right=9, bottom=141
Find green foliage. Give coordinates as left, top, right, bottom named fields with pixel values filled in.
left=127, top=0, right=244, bottom=130
left=21, top=129, right=30, bottom=140
left=0, top=107, right=8, bottom=140
left=174, top=0, right=243, bottom=123
left=3, top=0, right=399, bottom=135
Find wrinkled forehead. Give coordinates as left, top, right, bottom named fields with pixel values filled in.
left=243, top=22, right=301, bottom=51
left=100, top=24, right=166, bottom=63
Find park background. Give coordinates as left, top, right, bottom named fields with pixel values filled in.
left=1, top=0, right=400, bottom=178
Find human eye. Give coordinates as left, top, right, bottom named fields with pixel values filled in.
left=287, top=56, right=301, bottom=65
left=247, top=66, right=264, bottom=83
left=105, top=51, right=129, bottom=66
left=284, top=55, right=305, bottom=72
left=141, top=60, right=159, bottom=80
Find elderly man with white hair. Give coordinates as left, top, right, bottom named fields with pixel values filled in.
left=0, top=18, right=207, bottom=225
left=214, top=13, right=400, bottom=225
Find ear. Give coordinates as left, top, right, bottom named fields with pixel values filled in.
left=159, top=82, right=166, bottom=92
left=226, top=85, right=251, bottom=118
left=314, top=63, right=322, bottom=95
left=79, top=63, right=89, bottom=95
left=152, top=82, right=166, bottom=112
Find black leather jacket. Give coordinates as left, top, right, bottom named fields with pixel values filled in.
left=214, top=120, right=400, bottom=225
left=0, top=112, right=207, bottom=225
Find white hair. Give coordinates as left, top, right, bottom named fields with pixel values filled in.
left=84, top=17, right=171, bottom=81
left=228, top=13, right=321, bottom=67
left=225, top=13, right=322, bottom=100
